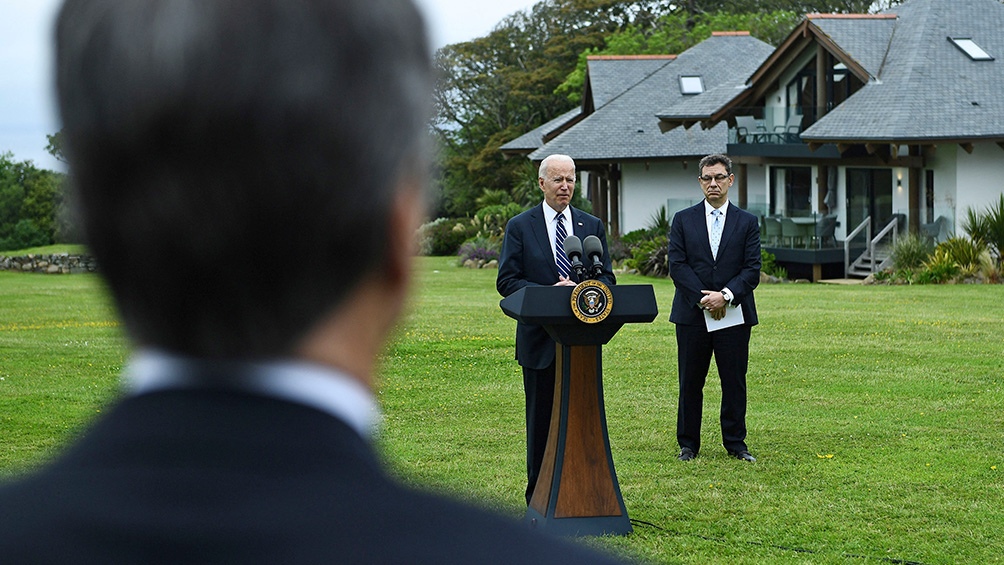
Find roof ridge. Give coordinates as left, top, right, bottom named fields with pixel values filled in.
left=807, top=13, right=897, bottom=19
left=587, top=54, right=677, bottom=60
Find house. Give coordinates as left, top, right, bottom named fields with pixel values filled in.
left=657, top=0, right=1004, bottom=280
left=500, top=33, right=775, bottom=236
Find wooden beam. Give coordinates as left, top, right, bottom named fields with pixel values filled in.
left=960, top=143, right=974, bottom=154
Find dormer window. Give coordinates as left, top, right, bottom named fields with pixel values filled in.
left=679, top=76, right=704, bottom=95
left=949, top=37, right=994, bottom=61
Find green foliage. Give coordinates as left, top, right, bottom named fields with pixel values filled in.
left=917, top=248, right=959, bottom=284
left=0, top=220, right=50, bottom=251
left=891, top=233, right=933, bottom=271
left=557, top=10, right=803, bottom=103
left=472, top=202, right=526, bottom=241
left=646, top=205, right=670, bottom=237
left=936, top=236, right=985, bottom=272
left=760, top=248, right=787, bottom=279
left=963, top=193, right=1004, bottom=265
left=0, top=152, right=71, bottom=251
left=624, top=234, right=668, bottom=277
left=417, top=218, right=476, bottom=256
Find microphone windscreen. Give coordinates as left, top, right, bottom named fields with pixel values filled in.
left=563, top=235, right=583, bottom=260
left=583, top=235, right=603, bottom=259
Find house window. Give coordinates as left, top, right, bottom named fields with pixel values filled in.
left=679, top=76, right=704, bottom=94
left=769, top=167, right=812, bottom=217
left=949, top=37, right=994, bottom=61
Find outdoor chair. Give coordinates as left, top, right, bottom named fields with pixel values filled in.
left=735, top=116, right=768, bottom=143
left=814, top=215, right=837, bottom=248
left=779, top=217, right=801, bottom=247
left=774, top=114, right=803, bottom=143
left=763, top=216, right=782, bottom=246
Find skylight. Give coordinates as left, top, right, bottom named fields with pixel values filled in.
left=949, top=37, right=994, bottom=61
left=679, top=76, right=704, bottom=95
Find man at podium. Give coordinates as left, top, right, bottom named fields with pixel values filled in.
left=497, top=154, right=616, bottom=504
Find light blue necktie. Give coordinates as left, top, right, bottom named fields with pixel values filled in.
left=710, top=209, right=723, bottom=259
left=555, top=213, right=571, bottom=278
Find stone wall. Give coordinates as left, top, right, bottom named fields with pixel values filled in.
left=0, top=254, right=98, bottom=274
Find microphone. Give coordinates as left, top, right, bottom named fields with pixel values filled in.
left=582, top=235, right=604, bottom=279
left=563, top=235, right=586, bottom=280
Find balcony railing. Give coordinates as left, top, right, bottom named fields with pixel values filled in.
left=728, top=107, right=816, bottom=145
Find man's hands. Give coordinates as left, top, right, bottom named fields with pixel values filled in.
left=554, top=276, right=576, bottom=287
left=699, top=290, right=727, bottom=320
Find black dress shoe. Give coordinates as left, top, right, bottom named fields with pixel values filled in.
left=729, top=450, right=756, bottom=462
left=678, top=447, right=696, bottom=461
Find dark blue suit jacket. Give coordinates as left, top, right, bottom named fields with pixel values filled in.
left=0, top=388, right=624, bottom=563
left=668, top=202, right=760, bottom=327
left=497, top=205, right=615, bottom=369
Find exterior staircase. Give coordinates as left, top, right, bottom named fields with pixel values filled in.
left=847, top=244, right=892, bottom=278
left=844, top=215, right=902, bottom=279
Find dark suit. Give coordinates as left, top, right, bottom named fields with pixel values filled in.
left=0, top=387, right=623, bottom=563
left=497, top=204, right=614, bottom=503
left=668, top=201, right=760, bottom=455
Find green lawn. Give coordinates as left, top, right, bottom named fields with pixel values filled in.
left=2, top=258, right=1003, bottom=564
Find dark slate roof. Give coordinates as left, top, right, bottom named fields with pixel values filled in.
left=809, top=15, right=896, bottom=78
left=529, top=34, right=774, bottom=161
left=500, top=56, right=674, bottom=155
left=500, top=108, right=580, bottom=153
left=803, top=0, right=1004, bottom=142
left=585, top=56, right=676, bottom=109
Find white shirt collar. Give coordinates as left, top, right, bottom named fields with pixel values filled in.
left=126, top=349, right=381, bottom=438
left=542, top=201, right=571, bottom=223
left=704, top=199, right=729, bottom=216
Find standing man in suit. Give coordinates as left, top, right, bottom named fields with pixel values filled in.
left=0, top=2, right=626, bottom=563
left=668, top=153, right=761, bottom=463
left=497, top=154, right=615, bottom=504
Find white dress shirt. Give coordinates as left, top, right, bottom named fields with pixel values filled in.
left=126, top=349, right=381, bottom=437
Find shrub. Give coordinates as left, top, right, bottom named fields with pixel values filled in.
left=963, top=193, right=1004, bottom=265
left=936, top=236, right=985, bottom=271
left=472, top=203, right=524, bottom=241
left=0, top=219, right=50, bottom=252
left=761, top=249, right=787, bottom=280
left=417, top=218, right=474, bottom=256
left=919, top=248, right=959, bottom=284
left=457, top=236, right=500, bottom=267
left=891, top=233, right=933, bottom=271
left=625, top=235, right=668, bottom=277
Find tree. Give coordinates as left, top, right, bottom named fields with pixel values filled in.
left=432, top=0, right=653, bottom=217
left=0, top=152, right=70, bottom=251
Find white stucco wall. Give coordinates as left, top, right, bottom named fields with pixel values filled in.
left=619, top=161, right=703, bottom=234
left=955, top=144, right=1004, bottom=226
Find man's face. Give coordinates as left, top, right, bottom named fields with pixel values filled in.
left=699, top=163, right=732, bottom=208
left=539, top=160, right=575, bottom=212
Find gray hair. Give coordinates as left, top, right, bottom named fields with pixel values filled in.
left=538, top=154, right=575, bottom=179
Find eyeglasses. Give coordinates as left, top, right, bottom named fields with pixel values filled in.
left=699, top=174, right=730, bottom=184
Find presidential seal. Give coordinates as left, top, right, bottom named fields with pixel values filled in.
left=570, top=279, right=613, bottom=324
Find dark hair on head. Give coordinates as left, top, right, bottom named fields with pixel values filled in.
left=55, top=0, right=433, bottom=358
left=698, top=153, right=733, bottom=175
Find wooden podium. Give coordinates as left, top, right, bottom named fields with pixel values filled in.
left=500, top=284, right=658, bottom=536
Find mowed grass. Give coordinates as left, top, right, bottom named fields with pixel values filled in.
left=2, top=258, right=1003, bottom=564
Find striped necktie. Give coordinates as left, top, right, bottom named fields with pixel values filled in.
left=555, top=213, right=571, bottom=278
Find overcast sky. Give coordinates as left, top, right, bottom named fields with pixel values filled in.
left=0, top=0, right=539, bottom=173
